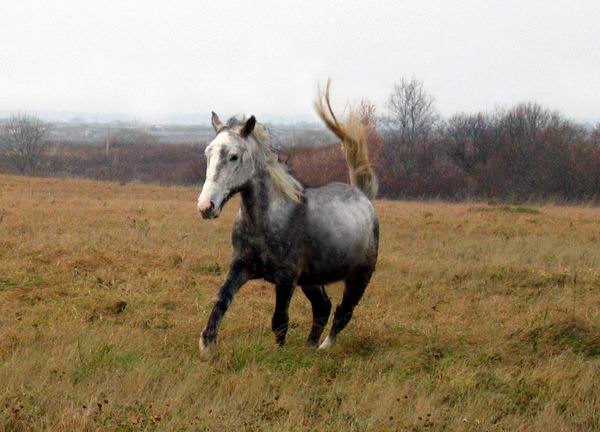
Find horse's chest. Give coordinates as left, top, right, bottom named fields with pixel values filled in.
left=259, top=233, right=294, bottom=261
left=240, top=229, right=298, bottom=277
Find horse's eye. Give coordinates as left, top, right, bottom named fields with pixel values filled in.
left=229, top=154, right=239, bottom=162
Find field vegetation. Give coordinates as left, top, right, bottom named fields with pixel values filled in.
left=1, top=174, right=599, bottom=431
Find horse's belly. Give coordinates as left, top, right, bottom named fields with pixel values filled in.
left=301, top=204, right=376, bottom=284
left=297, top=268, right=351, bottom=286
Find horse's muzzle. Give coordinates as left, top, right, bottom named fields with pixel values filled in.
left=198, top=188, right=234, bottom=220
left=199, top=201, right=218, bottom=219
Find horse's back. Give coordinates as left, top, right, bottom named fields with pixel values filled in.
left=300, top=182, right=378, bottom=284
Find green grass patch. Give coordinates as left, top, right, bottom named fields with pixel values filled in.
left=0, top=277, right=19, bottom=290
left=0, top=273, right=46, bottom=290
left=524, top=318, right=600, bottom=358
left=72, top=344, right=143, bottom=384
left=227, top=343, right=318, bottom=373
left=191, top=262, right=223, bottom=276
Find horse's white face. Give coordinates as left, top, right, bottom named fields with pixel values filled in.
left=197, top=113, right=257, bottom=219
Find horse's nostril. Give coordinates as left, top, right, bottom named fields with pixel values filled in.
left=199, top=201, right=216, bottom=219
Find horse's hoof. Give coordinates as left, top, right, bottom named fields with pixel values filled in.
left=305, top=339, right=319, bottom=348
left=318, top=335, right=335, bottom=350
left=199, top=338, right=217, bottom=359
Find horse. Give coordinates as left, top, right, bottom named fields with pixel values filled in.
left=197, top=82, right=379, bottom=352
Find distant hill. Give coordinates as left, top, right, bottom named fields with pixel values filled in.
left=0, top=110, right=322, bottom=127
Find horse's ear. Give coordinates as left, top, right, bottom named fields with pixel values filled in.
left=211, top=111, right=224, bottom=133
left=240, top=115, right=256, bottom=139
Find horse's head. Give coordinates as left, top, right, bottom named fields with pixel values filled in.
left=197, top=112, right=257, bottom=219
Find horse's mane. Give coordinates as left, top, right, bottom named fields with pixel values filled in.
left=226, top=115, right=304, bottom=202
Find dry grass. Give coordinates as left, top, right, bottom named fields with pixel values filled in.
left=1, top=174, right=599, bottom=431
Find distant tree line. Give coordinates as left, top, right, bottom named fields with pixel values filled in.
left=0, top=118, right=202, bottom=184
left=291, top=78, right=600, bottom=202
left=1, top=80, right=599, bottom=202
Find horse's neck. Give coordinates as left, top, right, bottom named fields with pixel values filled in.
left=240, top=172, right=278, bottom=227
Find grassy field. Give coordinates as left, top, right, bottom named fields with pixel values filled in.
left=1, top=174, right=599, bottom=431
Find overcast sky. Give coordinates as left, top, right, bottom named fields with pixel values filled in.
left=1, top=0, right=599, bottom=123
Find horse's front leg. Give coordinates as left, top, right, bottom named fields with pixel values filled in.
left=271, top=276, right=297, bottom=346
left=200, top=261, right=249, bottom=352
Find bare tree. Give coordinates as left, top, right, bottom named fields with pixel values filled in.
left=0, top=114, right=48, bottom=174
left=381, top=78, right=439, bottom=179
left=357, top=98, right=383, bottom=167
left=383, top=78, right=438, bottom=143
left=444, top=112, right=497, bottom=175
left=590, top=123, right=600, bottom=146
left=358, top=98, right=377, bottom=128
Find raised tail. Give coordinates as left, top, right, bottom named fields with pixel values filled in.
left=314, top=80, right=378, bottom=200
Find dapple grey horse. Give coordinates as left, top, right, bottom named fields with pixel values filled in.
left=197, top=83, right=379, bottom=351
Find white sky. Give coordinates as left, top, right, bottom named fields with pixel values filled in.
left=1, top=0, right=599, bottom=122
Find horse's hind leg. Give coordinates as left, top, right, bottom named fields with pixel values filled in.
left=319, top=267, right=373, bottom=349
left=300, top=285, right=332, bottom=347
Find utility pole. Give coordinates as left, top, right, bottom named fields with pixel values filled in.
left=105, top=125, right=110, bottom=156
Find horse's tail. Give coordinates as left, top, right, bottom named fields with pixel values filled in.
left=314, top=80, right=378, bottom=200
